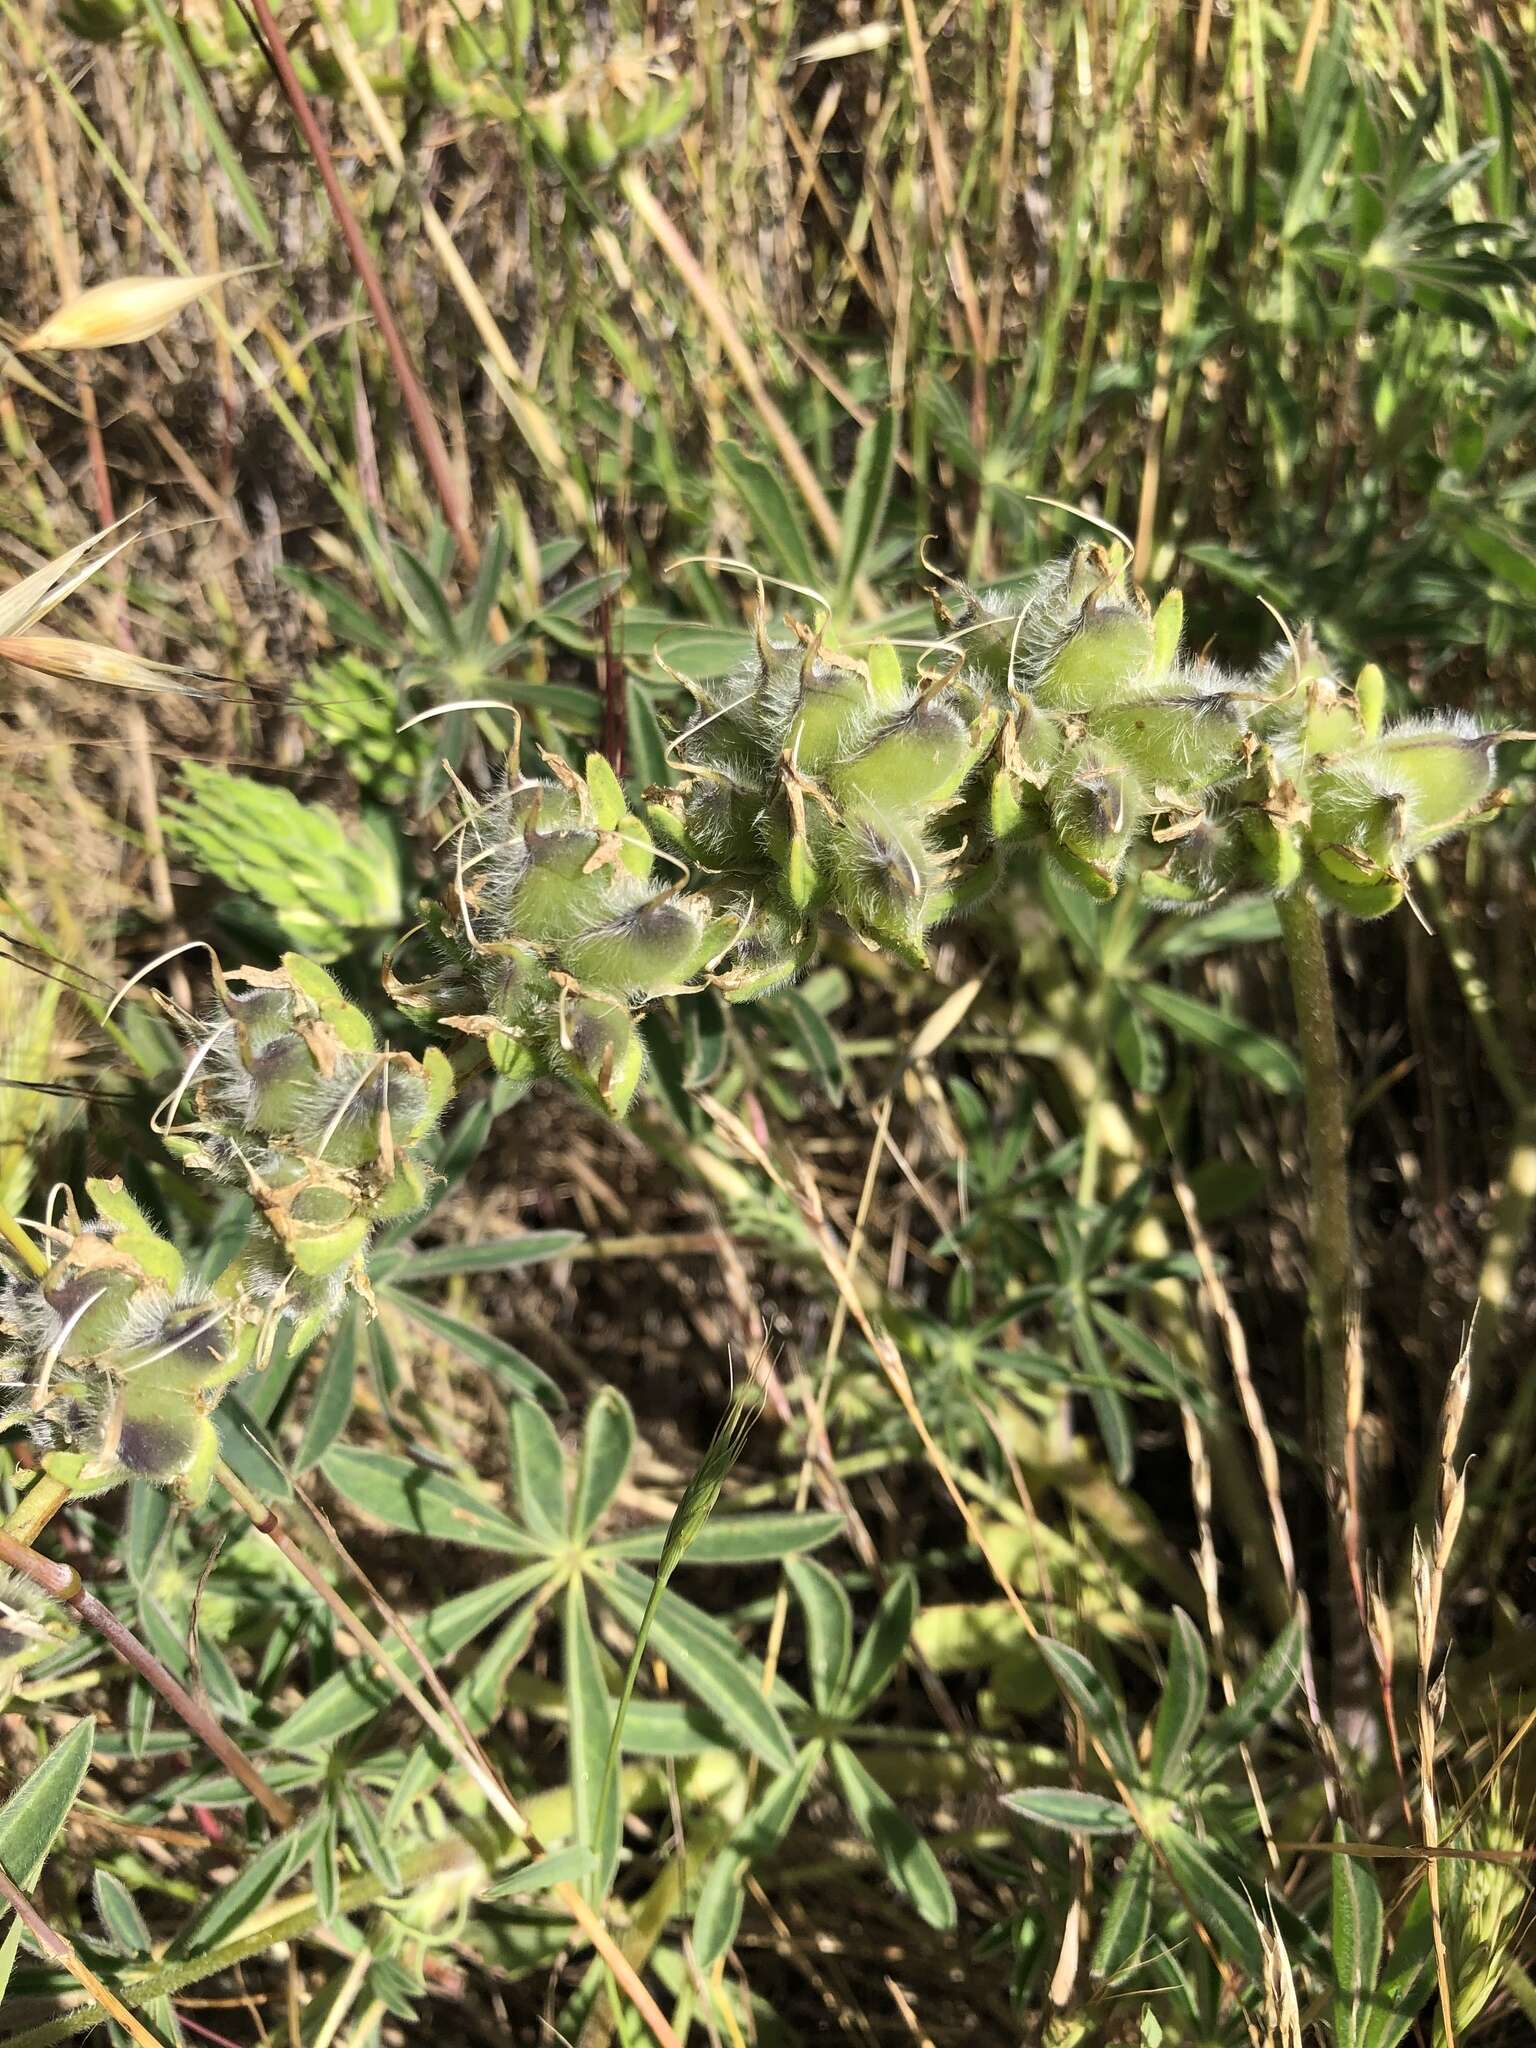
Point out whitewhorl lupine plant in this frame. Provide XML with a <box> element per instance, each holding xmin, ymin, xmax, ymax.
<box><xmin>380</xmin><ymin>539</ymin><xmax>1518</xmax><ymax>1129</ymax></box>
<box><xmin>0</xmin><ymin>954</ymin><xmax>450</xmax><ymax>1503</ymax></box>
<box><xmin>4</xmin><ymin>536</ymin><xmax>1513</xmax><ymax>1513</ymax></box>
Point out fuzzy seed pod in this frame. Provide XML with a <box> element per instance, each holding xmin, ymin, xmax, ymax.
<box><xmin>407</xmin><ymin>751</ymin><xmax>729</xmax><ymax>1115</ymax></box>
<box><xmin>931</xmin><ymin>547</ymin><xmax>1512</xmax><ymax>915</ymax></box>
<box><xmin>164</xmin><ymin>955</ymin><xmax>450</xmax><ymax>1346</ymax></box>
<box><xmin>0</xmin><ymin>1180</ymin><xmax>232</xmax><ymax>1500</ymax></box>
<box><xmin>667</xmin><ymin>614</ymin><xmax>999</xmax><ymax>981</ymax></box>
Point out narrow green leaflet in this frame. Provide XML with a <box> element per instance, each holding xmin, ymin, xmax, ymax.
<box><xmin>380</xmin><ymin>1289</ymin><xmax>561</xmax><ymax>1408</ymax></box>
<box><xmin>600</xmin><ymin>1564</ymin><xmax>796</xmax><ymax>1770</ymax></box>
<box><xmin>1190</xmin><ymin>1614</ymin><xmax>1304</xmax><ymax>1777</ymax></box>
<box><xmin>1148</xmin><ymin>1610</ymin><xmax>1209</xmax><ymax>1789</ymax></box>
<box><xmin>0</xmin><ymin>1717</ymin><xmax>94</xmax><ymax>1887</ymax></box>
<box><xmin>1071</xmin><ymin>1305</ymin><xmax>1134</xmax><ymax>1483</ymax></box>
<box><xmin>168</xmin><ymin>1818</ymin><xmax>317</xmax><ymax>1959</ymax></box>
<box><xmin>1357</xmin><ymin>1879</ymin><xmax>1438</xmax><ymax>2048</ymax></box>
<box><xmin>1090</xmin><ymin>1302</ymin><xmax>1205</xmax><ymax>1411</ymax></box>
<box><xmin>1159</xmin><ymin>1824</ymin><xmax>1264</xmax><ymax>1977</ymax></box>
<box><xmin>564</xmin><ymin>1579</ymin><xmax>621</xmax><ymax>1891</ymax></box>
<box><xmin>693</xmin><ymin>1744</ymin><xmax>823</xmax><ymax>1967</ymax></box>
<box><xmin>295</xmin><ymin>1303</ymin><xmax>360</xmax><ymax>1472</ymax></box>
<box><xmin>1133</xmin><ymin>982</ymin><xmax>1302</xmax><ymax>1095</ymax></box>
<box><xmin>341</xmin><ymin>1780</ymin><xmax>400</xmax><ymax>1891</ymax></box>
<box><xmin>93</xmin><ymin>1869</ymin><xmax>151</xmax><ymax>1957</ymax></box>
<box><xmin>607</xmin><ymin>1512</ymin><xmax>843</xmax><ymax>1567</ymax></box>
<box><xmin>1331</xmin><ymin>1829</ymin><xmax>1384</xmax><ymax>2048</ymax></box>
<box><xmin>828</xmin><ymin>1742</ymin><xmax>956</xmax><ymax>1931</ymax></box>
<box><xmin>126</xmin><ymin>1482</ymin><xmax>172</xmax><ymax>1586</ymax></box>
<box><xmin>484</xmin><ymin>1847</ymin><xmax>597</xmax><ymax>1900</ymax></box>
<box><xmin>842</xmin><ymin>1571</ymin><xmax>918</xmax><ymax>1718</ymax></box>
<box><xmin>215</xmin><ymin>1392</ymin><xmax>292</xmax><ymax>1502</ymax></box>
<box><xmin>1004</xmin><ymin>1786</ymin><xmax>1135</xmax><ymax>1835</ymax></box>
<box><xmin>271</xmin><ymin>1568</ymin><xmax>547</xmax><ymax>1750</ymax></box>
<box><xmin>778</xmin><ymin>991</ymin><xmax>847</xmax><ymax>1105</ymax></box>
<box><xmin>570</xmin><ymin>1388</ymin><xmax>636</xmax><ymax>1541</ymax></box>
<box><xmin>321</xmin><ymin>1446</ymin><xmax>541</xmax><ymax>1555</ymax></box>
<box><xmin>785</xmin><ymin>1557</ymin><xmax>853</xmax><ymax>1713</ymax></box>
<box><xmin>1145</xmin><ymin>898</ymin><xmax>1282</xmax><ymax>962</ymax></box>
<box><xmin>1035</xmin><ymin>1637</ymin><xmax>1139</xmax><ymax>1783</ymax></box>
<box><xmin>509</xmin><ymin>1402</ymin><xmax>568</xmax><ymax>1546</ymax></box>
<box><xmin>1091</xmin><ymin>1842</ymin><xmax>1156</xmax><ymax>1983</ymax></box>
<box><xmin>386</xmin><ymin>1230</ymin><xmax>582</xmax><ymax>1282</ymax></box>
<box><xmin>717</xmin><ymin>440</ymin><xmax>821</xmax><ymax>590</ymax></box>
<box><xmin>836</xmin><ymin>408</ymin><xmax>898</xmax><ymax>609</ymax></box>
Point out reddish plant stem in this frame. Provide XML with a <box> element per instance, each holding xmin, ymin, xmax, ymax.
<box><xmin>0</xmin><ymin>1865</ymin><xmax>164</xmax><ymax>2048</ymax></box>
<box><xmin>0</xmin><ymin>1528</ymin><xmax>296</xmax><ymax>1829</ymax></box>
<box><xmin>242</xmin><ymin>0</ymin><xmax>476</xmax><ymax>566</ymax></box>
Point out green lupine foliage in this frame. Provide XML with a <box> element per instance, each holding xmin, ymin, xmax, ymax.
<box><xmin>164</xmin><ymin>765</ymin><xmax>403</xmax><ymax>961</ymax></box>
<box><xmin>292</xmin><ymin>654</ymin><xmax>432</xmax><ymax>807</ymax></box>
<box><xmin>0</xmin><ymin>958</ymin><xmax>452</xmax><ymax>1500</ymax></box>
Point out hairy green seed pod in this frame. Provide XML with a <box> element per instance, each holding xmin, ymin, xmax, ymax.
<box><xmin>563</xmin><ymin>894</ymin><xmax>727</xmax><ymax>996</ymax></box>
<box><xmin>551</xmin><ymin>994</ymin><xmax>646</xmax><ymax>1115</ymax></box>
<box><xmin>1377</xmin><ymin>722</ymin><xmax>1502</xmax><ymax>853</ymax></box>
<box><xmin>787</xmin><ymin>647</ymin><xmax>879</xmax><ymax>775</ymax></box>
<box><xmin>0</xmin><ymin>1180</ymin><xmax>236</xmax><ymax>1500</ymax></box>
<box><xmin>1034</xmin><ymin>594</ymin><xmax>1156</xmax><ymax>713</ymax></box>
<box><xmin>827</xmin><ymin>813</ymin><xmax>938</xmax><ymax>961</ymax></box>
<box><xmin>828</xmin><ymin>691</ymin><xmax>981</xmax><ymax>814</ymax></box>
<box><xmin>1047</xmin><ymin>750</ymin><xmax>1141</xmax><ymax>897</ymax></box>
<box><xmin>1091</xmin><ymin>687</ymin><xmax>1248</xmax><ymax>795</ymax></box>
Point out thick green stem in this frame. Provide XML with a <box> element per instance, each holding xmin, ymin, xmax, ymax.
<box><xmin>1275</xmin><ymin>889</ymin><xmax>1374</xmax><ymax>1741</ymax></box>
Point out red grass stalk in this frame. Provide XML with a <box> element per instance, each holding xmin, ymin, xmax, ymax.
<box><xmin>242</xmin><ymin>0</ymin><xmax>477</xmax><ymax>566</ymax></box>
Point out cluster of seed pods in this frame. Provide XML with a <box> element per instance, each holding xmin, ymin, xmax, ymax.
<box><xmin>0</xmin><ymin>956</ymin><xmax>449</xmax><ymax>1500</ymax></box>
<box><xmin>652</xmin><ymin>613</ymin><xmax>1002</xmax><ymax>982</ymax></box>
<box><xmin>2</xmin><ymin>546</ymin><xmax>1510</xmax><ymax>1497</ymax></box>
<box><xmin>397</xmin><ymin>748</ymin><xmax>733</xmax><ymax>1116</ymax></box>
<box><xmin>404</xmin><ymin>544</ymin><xmax>1511</xmax><ymax>1117</ymax></box>
<box><xmin>939</xmin><ymin>542</ymin><xmax>1510</xmax><ymax>916</ymax></box>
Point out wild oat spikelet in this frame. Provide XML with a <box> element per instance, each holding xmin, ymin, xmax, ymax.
<box><xmin>19</xmin><ymin>269</ymin><xmax>257</xmax><ymax>351</ymax></box>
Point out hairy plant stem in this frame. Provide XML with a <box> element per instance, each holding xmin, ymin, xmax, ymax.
<box><xmin>1275</xmin><ymin>889</ymin><xmax>1374</xmax><ymax>1744</ymax></box>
